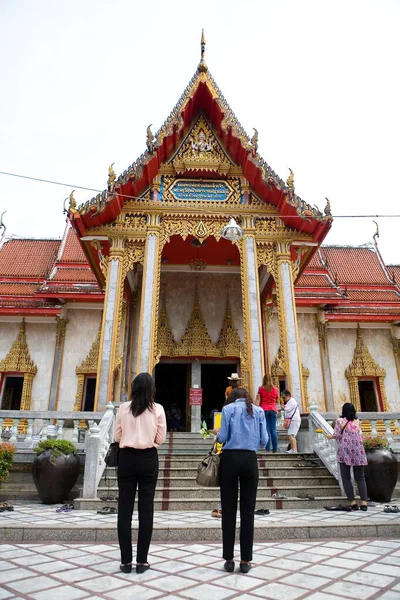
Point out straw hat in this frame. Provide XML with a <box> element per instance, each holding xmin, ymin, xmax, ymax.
<box><xmin>227</xmin><ymin>373</ymin><xmax>241</xmax><ymax>381</ymax></box>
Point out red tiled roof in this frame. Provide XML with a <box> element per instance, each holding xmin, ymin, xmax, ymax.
<box><xmin>52</xmin><ymin>268</ymin><xmax>97</xmax><ymax>283</ymax></box>
<box><xmin>60</xmin><ymin>228</ymin><xmax>89</xmax><ymax>263</ymax></box>
<box><xmin>296</xmin><ymin>274</ymin><xmax>334</xmax><ymax>288</ymax></box>
<box><xmin>346</xmin><ymin>290</ymin><xmax>400</xmax><ymax>302</ymax></box>
<box><xmin>321</xmin><ymin>246</ymin><xmax>389</xmax><ymax>285</ymax></box>
<box><xmin>0</xmin><ymin>283</ymin><xmax>40</xmax><ymax>296</ymax></box>
<box><xmin>0</xmin><ymin>239</ymin><xmax>60</xmax><ymax>277</ymax></box>
<box><xmin>306</xmin><ymin>250</ymin><xmax>324</xmax><ymax>269</ymax></box>
<box><xmin>387</xmin><ymin>265</ymin><xmax>400</xmax><ymax>284</ymax></box>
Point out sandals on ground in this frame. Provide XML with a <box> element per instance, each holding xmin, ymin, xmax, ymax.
<box><xmin>0</xmin><ymin>502</ymin><xmax>14</xmax><ymax>512</ymax></box>
<box><xmin>297</xmin><ymin>493</ymin><xmax>315</xmax><ymax>500</ymax></box>
<box><xmin>271</xmin><ymin>492</ymin><xmax>288</xmax><ymax>499</ymax></box>
<box><xmin>211</xmin><ymin>509</ymin><xmax>222</xmax><ymax>518</ymax></box>
<box><xmin>56</xmin><ymin>503</ymin><xmax>74</xmax><ymax>513</ymax></box>
<box><xmin>97</xmin><ymin>506</ymin><xmax>117</xmax><ymax>515</ymax></box>
<box><xmin>384</xmin><ymin>505</ymin><xmax>399</xmax><ymax>513</ymax></box>
<box><xmin>255</xmin><ymin>509</ymin><xmax>270</xmax><ymax>515</ymax></box>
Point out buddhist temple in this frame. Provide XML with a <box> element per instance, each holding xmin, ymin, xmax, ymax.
<box><xmin>0</xmin><ymin>34</ymin><xmax>399</xmax><ymax>432</ymax></box>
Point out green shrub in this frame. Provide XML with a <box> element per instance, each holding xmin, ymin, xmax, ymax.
<box><xmin>363</xmin><ymin>436</ymin><xmax>390</xmax><ymax>451</ymax></box>
<box><xmin>34</xmin><ymin>439</ymin><xmax>77</xmax><ymax>459</ymax></box>
<box><xmin>0</xmin><ymin>442</ymin><xmax>16</xmax><ymax>487</ymax></box>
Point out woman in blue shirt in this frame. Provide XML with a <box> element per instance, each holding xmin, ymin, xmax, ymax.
<box><xmin>214</xmin><ymin>387</ymin><xmax>268</xmax><ymax>573</ymax></box>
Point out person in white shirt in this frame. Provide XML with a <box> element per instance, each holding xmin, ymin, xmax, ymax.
<box><xmin>282</xmin><ymin>390</ymin><xmax>301</xmax><ymax>453</ymax></box>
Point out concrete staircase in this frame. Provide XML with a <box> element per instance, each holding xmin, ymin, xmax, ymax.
<box><xmin>76</xmin><ymin>432</ymin><xmax>344</xmax><ymax>510</ymax></box>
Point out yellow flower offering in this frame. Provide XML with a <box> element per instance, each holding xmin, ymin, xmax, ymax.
<box><xmin>315</xmin><ymin>429</ymin><xmax>325</xmax><ymax>434</ymax></box>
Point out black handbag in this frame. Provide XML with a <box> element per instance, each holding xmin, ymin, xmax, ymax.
<box><xmin>105</xmin><ymin>442</ymin><xmax>119</xmax><ymax>467</ymax></box>
<box><xmin>196</xmin><ymin>443</ymin><xmax>220</xmax><ymax>487</ymax></box>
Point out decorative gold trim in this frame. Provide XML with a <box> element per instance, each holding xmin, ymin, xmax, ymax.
<box><xmin>0</xmin><ymin>320</ymin><xmax>37</xmax><ymax>411</ymax></box>
<box><xmin>345</xmin><ymin>325</ymin><xmax>388</xmax><ymax>411</ymax></box>
<box><xmin>392</xmin><ymin>336</ymin><xmax>400</xmax><ymax>387</ymax></box>
<box><xmin>75</xmin><ymin>324</ymin><xmax>101</xmax><ymax>411</ymax></box>
<box><xmin>216</xmin><ymin>291</ymin><xmax>242</xmax><ymax>358</ymax></box>
<box><xmin>52</xmin><ymin>316</ymin><xmax>68</xmax><ymax>410</ymax></box>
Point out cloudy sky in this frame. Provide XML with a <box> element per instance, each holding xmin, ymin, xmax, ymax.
<box><xmin>0</xmin><ymin>0</ymin><xmax>399</xmax><ymax>264</ymax></box>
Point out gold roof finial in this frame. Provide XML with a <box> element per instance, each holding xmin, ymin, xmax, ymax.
<box><xmin>324</xmin><ymin>197</ymin><xmax>332</xmax><ymax>217</ymax></box>
<box><xmin>69</xmin><ymin>190</ymin><xmax>76</xmax><ymax>209</ymax></box>
<box><xmin>198</xmin><ymin>29</ymin><xmax>208</xmax><ymax>73</ymax></box>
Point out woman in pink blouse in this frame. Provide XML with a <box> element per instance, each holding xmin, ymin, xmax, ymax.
<box><xmin>115</xmin><ymin>372</ymin><xmax>167</xmax><ymax>574</ymax></box>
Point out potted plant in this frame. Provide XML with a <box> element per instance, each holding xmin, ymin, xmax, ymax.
<box><xmin>363</xmin><ymin>435</ymin><xmax>398</xmax><ymax>502</ymax></box>
<box><xmin>32</xmin><ymin>439</ymin><xmax>80</xmax><ymax>504</ymax></box>
<box><xmin>0</xmin><ymin>442</ymin><xmax>16</xmax><ymax>487</ymax></box>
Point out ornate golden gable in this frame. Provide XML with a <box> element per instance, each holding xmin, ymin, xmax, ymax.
<box><xmin>216</xmin><ymin>293</ymin><xmax>242</xmax><ymax>357</ymax></box>
<box><xmin>156</xmin><ymin>294</ymin><xmax>176</xmax><ymax>358</ymax></box>
<box><xmin>74</xmin><ymin>324</ymin><xmax>101</xmax><ymax>411</ymax></box>
<box><xmin>171</xmin><ymin>115</ymin><xmax>232</xmax><ymax>175</ymax></box>
<box><xmin>0</xmin><ymin>320</ymin><xmax>37</xmax><ymax>413</ymax></box>
<box><xmin>345</xmin><ymin>325</ymin><xmax>388</xmax><ymax>411</ymax></box>
<box><xmin>0</xmin><ymin>320</ymin><xmax>37</xmax><ymax>375</ymax></box>
<box><xmin>175</xmin><ymin>284</ymin><xmax>217</xmax><ymax>357</ymax></box>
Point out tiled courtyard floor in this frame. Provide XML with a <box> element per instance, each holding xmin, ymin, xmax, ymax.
<box><xmin>1</xmin><ymin>503</ymin><xmax>400</xmax><ymax>542</ymax></box>
<box><xmin>0</xmin><ymin>538</ymin><xmax>400</xmax><ymax>600</ymax></box>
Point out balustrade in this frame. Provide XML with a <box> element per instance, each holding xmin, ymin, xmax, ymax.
<box><xmin>0</xmin><ymin>410</ymin><xmax>104</xmax><ymax>449</ymax></box>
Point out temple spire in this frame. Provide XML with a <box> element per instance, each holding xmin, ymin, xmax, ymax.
<box><xmin>198</xmin><ymin>29</ymin><xmax>208</xmax><ymax>73</ymax></box>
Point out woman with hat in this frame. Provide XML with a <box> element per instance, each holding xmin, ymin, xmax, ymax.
<box><xmin>225</xmin><ymin>373</ymin><xmax>241</xmax><ymax>400</ymax></box>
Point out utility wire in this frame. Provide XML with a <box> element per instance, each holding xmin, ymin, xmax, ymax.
<box><xmin>1</xmin><ymin>169</ymin><xmax>400</xmax><ymax>219</ymax></box>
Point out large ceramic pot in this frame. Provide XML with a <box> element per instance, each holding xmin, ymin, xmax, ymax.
<box><xmin>364</xmin><ymin>448</ymin><xmax>398</xmax><ymax>503</ymax></box>
<box><xmin>32</xmin><ymin>450</ymin><xmax>80</xmax><ymax>504</ymax></box>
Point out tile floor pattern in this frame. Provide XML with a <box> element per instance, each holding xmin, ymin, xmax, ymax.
<box><xmin>0</xmin><ymin>539</ymin><xmax>400</xmax><ymax>599</ymax></box>
<box><xmin>1</xmin><ymin>503</ymin><xmax>400</xmax><ymax>529</ymax></box>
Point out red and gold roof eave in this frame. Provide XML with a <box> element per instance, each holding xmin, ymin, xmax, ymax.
<box><xmin>69</xmin><ymin>68</ymin><xmax>332</xmax><ymax>279</ymax></box>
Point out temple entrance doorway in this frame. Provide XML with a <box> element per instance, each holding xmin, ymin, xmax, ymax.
<box><xmin>201</xmin><ymin>363</ymin><xmax>237</xmax><ymax>429</ymax></box>
<box><xmin>155</xmin><ymin>363</ymin><xmax>190</xmax><ymax>431</ymax></box>
<box><xmin>358</xmin><ymin>379</ymin><xmax>379</xmax><ymax>411</ymax></box>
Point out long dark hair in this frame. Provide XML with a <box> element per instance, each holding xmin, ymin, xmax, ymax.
<box><xmin>225</xmin><ymin>387</ymin><xmax>253</xmax><ymax>416</ymax></box>
<box><xmin>130</xmin><ymin>372</ymin><xmax>156</xmax><ymax>417</ymax></box>
<box><xmin>341</xmin><ymin>402</ymin><xmax>356</xmax><ymax>421</ymax></box>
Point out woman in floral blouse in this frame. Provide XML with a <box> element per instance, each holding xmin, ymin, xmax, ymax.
<box><xmin>326</xmin><ymin>402</ymin><xmax>368</xmax><ymax>511</ymax></box>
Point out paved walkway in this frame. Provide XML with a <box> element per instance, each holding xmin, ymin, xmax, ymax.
<box><xmin>0</xmin><ymin>538</ymin><xmax>400</xmax><ymax>599</ymax></box>
<box><xmin>1</xmin><ymin>503</ymin><xmax>400</xmax><ymax>542</ymax></box>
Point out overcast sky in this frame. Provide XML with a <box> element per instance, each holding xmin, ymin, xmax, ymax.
<box><xmin>0</xmin><ymin>0</ymin><xmax>399</xmax><ymax>264</ymax></box>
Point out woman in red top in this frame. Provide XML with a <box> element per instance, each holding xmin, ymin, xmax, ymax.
<box><xmin>256</xmin><ymin>374</ymin><xmax>279</xmax><ymax>452</ymax></box>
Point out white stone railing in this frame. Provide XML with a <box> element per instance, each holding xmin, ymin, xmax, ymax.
<box><xmin>82</xmin><ymin>402</ymin><xmax>116</xmax><ymax>499</ymax></box>
<box><xmin>0</xmin><ymin>410</ymin><xmax>104</xmax><ymax>449</ymax></box>
<box><xmin>309</xmin><ymin>405</ymin><xmax>400</xmax><ymax>491</ymax></box>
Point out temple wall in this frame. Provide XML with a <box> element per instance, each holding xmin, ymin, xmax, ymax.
<box><xmin>57</xmin><ymin>309</ymin><xmax>102</xmax><ymax>411</ymax></box>
<box><xmin>297</xmin><ymin>313</ymin><xmax>325</xmax><ymax>410</ymax></box>
<box><xmin>161</xmin><ymin>272</ymin><xmax>243</xmax><ymax>344</ymax></box>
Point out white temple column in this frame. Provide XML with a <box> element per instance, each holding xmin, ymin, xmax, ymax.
<box><xmin>242</xmin><ymin>234</ymin><xmax>264</xmax><ymax>397</ymax></box>
<box><xmin>95</xmin><ymin>241</ymin><xmax>125</xmax><ymax>411</ymax></box>
<box><xmin>136</xmin><ymin>216</ymin><xmax>161</xmax><ymax>374</ymax></box>
<box><xmin>276</xmin><ymin>246</ymin><xmax>304</xmax><ymax>407</ymax></box>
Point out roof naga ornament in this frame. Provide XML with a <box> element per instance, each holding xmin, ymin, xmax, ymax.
<box><xmin>286</xmin><ymin>168</ymin><xmax>295</xmax><ymax>191</ymax></box>
<box><xmin>250</xmin><ymin>128</ymin><xmax>258</xmax><ymax>156</ymax></box>
<box><xmin>69</xmin><ymin>190</ymin><xmax>77</xmax><ymax>210</ymax></box>
<box><xmin>146</xmin><ymin>124</ymin><xmax>157</xmax><ymax>154</ymax></box>
<box><xmin>0</xmin><ymin>211</ymin><xmax>6</xmax><ymax>247</ymax></box>
<box><xmin>324</xmin><ymin>197</ymin><xmax>332</xmax><ymax>217</ymax></box>
<box><xmin>373</xmin><ymin>220</ymin><xmax>379</xmax><ymax>243</ymax></box>
<box><xmin>108</xmin><ymin>163</ymin><xmax>116</xmax><ymax>188</ymax></box>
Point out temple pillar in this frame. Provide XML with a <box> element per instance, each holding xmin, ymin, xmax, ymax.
<box><xmin>136</xmin><ymin>215</ymin><xmax>161</xmax><ymax>374</ymax></box>
<box><xmin>95</xmin><ymin>239</ymin><xmax>125</xmax><ymax>410</ymax></box>
<box><xmin>275</xmin><ymin>243</ymin><xmax>304</xmax><ymax>408</ymax></box>
<box><xmin>48</xmin><ymin>316</ymin><xmax>68</xmax><ymax>410</ymax></box>
<box><xmin>391</xmin><ymin>326</ymin><xmax>400</xmax><ymax>389</ymax></box>
<box><xmin>241</xmin><ymin>225</ymin><xmax>264</xmax><ymax>397</ymax></box>
<box><xmin>190</xmin><ymin>361</ymin><xmax>201</xmax><ymax>433</ymax></box>
<box><xmin>317</xmin><ymin>312</ymin><xmax>334</xmax><ymax>411</ymax></box>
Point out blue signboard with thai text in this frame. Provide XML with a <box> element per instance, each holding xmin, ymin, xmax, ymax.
<box><xmin>170</xmin><ymin>180</ymin><xmax>231</xmax><ymax>202</ymax></box>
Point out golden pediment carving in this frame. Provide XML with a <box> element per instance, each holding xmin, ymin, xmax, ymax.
<box><xmin>345</xmin><ymin>326</ymin><xmax>386</xmax><ymax>379</ymax></box>
<box><xmin>76</xmin><ymin>324</ymin><xmax>101</xmax><ymax>374</ymax></box>
<box><xmin>157</xmin><ymin>285</ymin><xmax>241</xmax><ymax>359</ymax></box>
<box><xmin>172</xmin><ymin>115</ymin><xmax>233</xmax><ymax>175</ymax></box>
<box><xmin>0</xmin><ymin>320</ymin><xmax>37</xmax><ymax>375</ymax></box>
